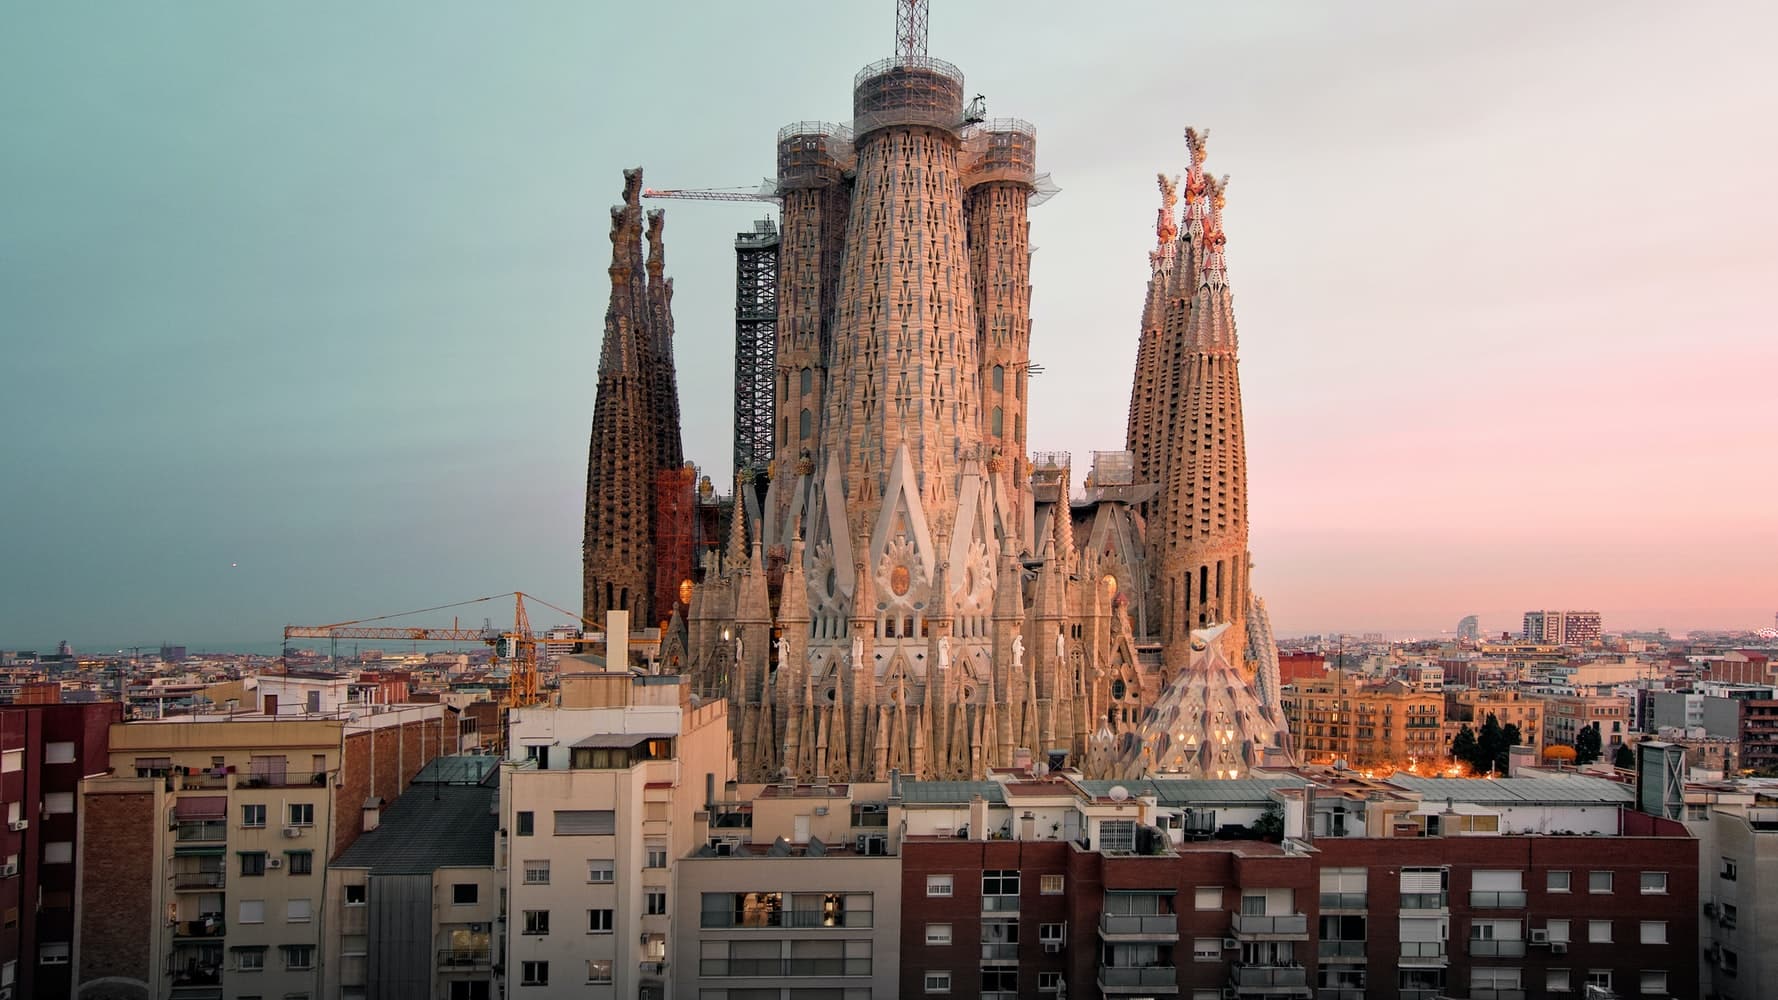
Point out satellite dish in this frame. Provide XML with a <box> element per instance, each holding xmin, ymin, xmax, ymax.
<box><xmin>1109</xmin><ymin>785</ymin><xmax>1130</xmax><ymax>802</ymax></box>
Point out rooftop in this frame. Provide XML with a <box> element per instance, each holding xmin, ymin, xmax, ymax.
<box><xmin>1388</xmin><ymin>773</ymin><xmax>1633</xmax><ymax>806</ymax></box>
<box><xmin>334</xmin><ymin>780</ymin><xmax>496</xmax><ymax>874</ymax></box>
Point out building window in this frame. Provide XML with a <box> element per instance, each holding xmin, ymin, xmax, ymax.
<box><xmin>1546</xmin><ymin>870</ymin><xmax>1570</xmax><ymax>893</ymax></box>
<box><xmin>1195</xmin><ymin>886</ymin><xmax>1222</xmax><ymax>910</ymax></box>
<box><xmin>522</xmin><ymin>910</ymin><xmax>550</xmax><ymax>935</ymax></box>
<box><xmin>1101</xmin><ymin>819</ymin><xmax>1137</xmax><ymax>852</ymax></box>
<box><xmin>1039</xmin><ymin>922</ymin><xmax>1065</xmax><ymax>946</ymax></box>
<box><xmin>281</xmin><ymin>945</ymin><xmax>314</xmax><ymax>970</ymax></box>
<box><xmin>1040</xmin><ymin>874</ymin><xmax>1064</xmax><ymax>895</ymax></box>
<box><xmin>586</xmin><ymin>959</ymin><xmax>612</xmax><ymax>984</ymax></box>
<box><xmin>1546</xmin><ymin>968</ymin><xmax>1570</xmax><ymax>993</ymax></box>
<box><xmin>645</xmin><ymin>891</ymin><xmax>667</xmax><ymax>915</ymax></box>
<box><xmin>344</xmin><ymin>884</ymin><xmax>366</xmax><ymax>905</ymax></box>
<box><xmin>452</xmin><ymin>883</ymin><xmax>477</xmax><ymax>904</ymax></box>
<box><xmin>242</xmin><ymin>803</ymin><xmax>267</xmax><ymax>828</ymax></box>
<box><xmin>1721</xmin><ymin>903</ymin><xmax>1738</xmax><ymax>929</ymax></box>
<box><xmin>1638</xmin><ymin>921</ymin><xmax>1666</xmax><ymax>944</ymax></box>
<box><xmin>239</xmin><ymin>899</ymin><xmax>265</xmax><ymax>924</ymax></box>
<box><xmin>982</xmin><ymin>969</ymin><xmax>1017</xmax><ymax>994</ymax></box>
<box><xmin>1721</xmin><ymin>949</ymin><xmax>1738</xmax><ymax>975</ymax></box>
<box><xmin>1193</xmin><ymin>938</ymin><xmax>1221</xmax><ymax>961</ymax></box>
<box><xmin>287</xmin><ymin>803</ymin><xmax>314</xmax><ymax>827</ymax></box>
<box><xmin>927</xmin><ymin>875</ymin><xmax>953</xmax><ymax>897</ymax></box>
<box><xmin>645</xmin><ymin>842</ymin><xmax>668</xmax><ymax>869</ymax></box>
<box><xmin>285</xmin><ymin>851</ymin><xmax>312</xmax><ymax>875</ymax></box>
<box><xmin>588</xmin><ymin>859</ymin><xmax>615</xmax><ymax>883</ymax></box>
<box><xmin>1587</xmin><ymin>920</ymin><xmax>1612</xmax><ymax>943</ymax></box>
<box><xmin>1639</xmin><ymin>871</ymin><xmax>1666</xmax><ymax>894</ymax></box>
<box><xmin>523</xmin><ymin>861</ymin><xmax>549</xmax><ymax>885</ymax></box>
<box><xmin>44</xmin><ymin>742</ymin><xmax>75</xmax><ymax>764</ymax></box>
<box><xmin>286</xmin><ymin>898</ymin><xmax>312</xmax><ymax>923</ymax></box>
<box><xmin>521</xmin><ymin>960</ymin><xmax>549</xmax><ymax>986</ymax></box>
<box><xmin>1587</xmin><ymin>871</ymin><xmax>1612</xmax><ymax>894</ymax></box>
<box><xmin>982</xmin><ymin>870</ymin><xmax>1020</xmax><ymax>898</ymax></box>
<box><xmin>1720</xmin><ymin>857</ymin><xmax>1737</xmax><ymax>880</ymax></box>
<box><xmin>43</xmin><ymin>841</ymin><xmax>71</xmax><ymax>864</ymax></box>
<box><xmin>926</xmin><ymin>922</ymin><xmax>952</xmax><ymax>945</ymax></box>
<box><xmin>1586</xmin><ymin>970</ymin><xmax>1613</xmax><ymax>991</ymax></box>
<box><xmin>236</xmin><ymin>948</ymin><xmax>265</xmax><ymax>971</ymax></box>
<box><xmin>1546</xmin><ymin>919</ymin><xmax>1570</xmax><ymax>943</ymax></box>
<box><xmin>44</xmin><ymin>792</ymin><xmax>73</xmax><ymax>814</ymax></box>
<box><xmin>1039</xmin><ymin>971</ymin><xmax>1062</xmax><ymax>992</ymax></box>
<box><xmin>1639</xmin><ymin>970</ymin><xmax>1666</xmax><ymax>995</ymax></box>
<box><xmin>588</xmin><ymin>909</ymin><xmax>613</xmax><ymax>933</ymax></box>
<box><xmin>924</xmin><ymin>971</ymin><xmax>951</xmax><ymax>994</ymax></box>
<box><xmin>240</xmin><ymin>852</ymin><xmax>267</xmax><ymax>877</ymax></box>
<box><xmin>516</xmin><ymin>811</ymin><xmax>534</xmax><ymax>836</ymax></box>
<box><xmin>38</xmin><ymin>943</ymin><xmax>70</xmax><ymax>966</ymax></box>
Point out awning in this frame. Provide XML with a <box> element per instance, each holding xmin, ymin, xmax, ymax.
<box><xmin>174</xmin><ymin>796</ymin><xmax>228</xmax><ymax>820</ymax></box>
<box><xmin>571</xmin><ymin>732</ymin><xmax>671</xmax><ymax>749</ymax></box>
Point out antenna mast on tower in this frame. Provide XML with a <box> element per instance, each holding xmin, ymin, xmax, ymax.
<box><xmin>897</xmin><ymin>0</ymin><xmax>928</xmax><ymax>58</ymax></box>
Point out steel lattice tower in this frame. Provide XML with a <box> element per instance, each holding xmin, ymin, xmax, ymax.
<box><xmin>733</xmin><ymin>219</ymin><xmax>780</xmax><ymax>476</ymax></box>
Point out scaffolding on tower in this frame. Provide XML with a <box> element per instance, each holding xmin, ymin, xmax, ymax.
<box><xmin>733</xmin><ymin>220</ymin><xmax>780</xmax><ymax>477</ymax></box>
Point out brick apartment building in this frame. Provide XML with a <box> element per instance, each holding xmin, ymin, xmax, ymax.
<box><xmin>0</xmin><ymin>702</ymin><xmax>121</xmax><ymax>1000</ymax></box>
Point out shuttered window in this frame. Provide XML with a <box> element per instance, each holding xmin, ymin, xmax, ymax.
<box><xmin>1401</xmin><ymin>868</ymin><xmax>1445</xmax><ymax>893</ymax></box>
<box><xmin>1473</xmin><ymin>871</ymin><xmax>1522</xmax><ymax>891</ymax></box>
<box><xmin>554</xmin><ymin>810</ymin><xmax>615</xmax><ymax>836</ymax></box>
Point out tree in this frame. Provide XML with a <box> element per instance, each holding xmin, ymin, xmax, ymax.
<box><xmin>1251</xmin><ymin>802</ymin><xmax>1284</xmax><ymax>841</ymax></box>
<box><xmin>1613</xmin><ymin>743</ymin><xmax>1635</xmax><ymax>770</ymax></box>
<box><xmin>1451</xmin><ymin>724</ymin><xmax>1479</xmax><ymax>770</ymax></box>
<box><xmin>1574</xmin><ymin>722</ymin><xmax>1603</xmax><ymax>765</ymax></box>
<box><xmin>1478</xmin><ymin>714</ymin><xmax>1506</xmax><ymax>773</ymax></box>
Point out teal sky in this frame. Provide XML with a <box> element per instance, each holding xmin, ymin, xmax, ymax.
<box><xmin>3</xmin><ymin>1</ymin><xmax>1774</xmax><ymax>649</ymax></box>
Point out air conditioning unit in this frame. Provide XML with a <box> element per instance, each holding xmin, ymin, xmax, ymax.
<box><xmin>1703</xmin><ymin>901</ymin><xmax>1719</xmax><ymax>918</ymax></box>
<box><xmin>814</xmin><ymin>806</ymin><xmax>829</xmax><ymax>816</ymax></box>
<box><xmin>711</xmin><ymin>840</ymin><xmax>736</xmax><ymax>857</ymax></box>
<box><xmin>1</xmin><ymin>985</ymin><xmax>14</xmax><ymax>1000</ymax></box>
<box><xmin>8</xmin><ymin>820</ymin><xmax>26</xmax><ymax>832</ymax></box>
<box><xmin>1550</xmin><ymin>941</ymin><xmax>1567</xmax><ymax>955</ymax></box>
<box><xmin>1222</xmin><ymin>988</ymin><xmax>1238</xmax><ymax>1000</ymax></box>
<box><xmin>0</xmin><ymin>864</ymin><xmax>15</xmax><ymax>878</ymax></box>
<box><xmin>1223</xmin><ymin>937</ymin><xmax>1239</xmax><ymax>949</ymax></box>
<box><xmin>1529</xmin><ymin>928</ymin><xmax>1550</xmax><ymax>945</ymax></box>
<box><xmin>283</xmin><ymin>827</ymin><xmax>303</xmax><ymax>839</ymax></box>
<box><xmin>266</xmin><ymin>857</ymin><xmax>284</xmax><ymax>870</ymax></box>
<box><xmin>1043</xmin><ymin>942</ymin><xmax>1062</xmax><ymax>954</ymax></box>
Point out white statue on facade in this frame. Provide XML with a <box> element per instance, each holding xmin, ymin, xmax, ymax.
<box><xmin>851</xmin><ymin>635</ymin><xmax>864</xmax><ymax>669</ymax></box>
<box><xmin>776</xmin><ymin>640</ymin><xmax>788</xmax><ymax>673</ymax></box>
<box><xmin>1056</xmin><ymin>629</ymin><xmax>1066</xmax><ymax>662</ymax></box>
<box><xmin>1011</xmin><ymin>634</ymin><xmax>1024</xmax><ymax>670</ymax></box>
<box><xmin>937</xmin><ymin>636</ymin><xmax>951</xmax><ymax>670</ymax></box>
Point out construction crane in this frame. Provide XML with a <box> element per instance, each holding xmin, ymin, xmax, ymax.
<box><xmin>282</xmin><ymin>592</ymin><xmax>602</xmax><ymax>750</ymax></box>
<box><xmin>642</xmin><ymin>182</ymin><xmax>780</xmax><ymax>205</ymax></box>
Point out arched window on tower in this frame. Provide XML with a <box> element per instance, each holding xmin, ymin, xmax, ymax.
<box><xmin>992</xmin><ymin>364</ymin><xmax>1004</xmax><ymax>392</ymax></box>
<box><xmin>800</xmin><ymin>367</ymin><xmax>813</xmax><ymax>395</ymax></box>
<box><xmin>991</xmin><ymin>407</ymin><xmax>1003</xmax><ymax>436</ymax></box>
<box><xmin>799</xmin><ymin>408</ymin><xmax>812</xmax><ymax>440</ymax></box>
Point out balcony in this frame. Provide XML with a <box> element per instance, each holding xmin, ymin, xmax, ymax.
<box><xmin>438</xmin><ymin>948</ymin><xmax>492</xmax><ymax>970</ymax></box>
<box><xmin>981</xmin><ymin>894</ymin><xmax>1020</xmax><ymax>913</ymax></box>
<box><xmin>172</xmin><ymin>919</ymin><xmax>225</xmax><ymax>939</ymax></box>
<box><xmin>1317</xmin><ymin>990</ymin><xmax>1365</xmax><ymax>1000</ymax></box>
<box><xmin>698</xmin><ymin>958</ymin><xmax>870</xmax><ymax>977</ymax></box>
<box><xmin>1318</xmin><ymin>891</ymin><xmax>1366</xmax><ymax>910</ymax></box>
<box><xmin>1317</xmin><ymin>940</ymin><xmax>1365</xmax><ymax>961</ymax></box>
<box><xmin>174</xmin><ymin>821</ymin><xmax>227</xmax><ymax>843</ymax></box>
<box><xmin>1471</xmin><ymin>990</ymin><xmax>1526</xmax><ymax>1000</ymax></box>
<box><xmin>1469</xmin><ymin>890</ymin><xmax>1527</xmax><ymax>909</ymax></box>
<box><xmin>1231</xmin><ymin>913</ymin><xmax>1309</xmax><ymax>938</ymax></box>
<box><xmin>1399</xmin><ymin>892</ymin><xmax>1448</xmax><ymax>910</ymax></box>
<box><xmin>1097</xmin><ymin>965</ymin><xmax>1179</xmax><ymax>994</ymax></box>
<box><xmin>1099</xmin><ymin>913</ymin><xmax>1180</xmax><ymax>941</ymax></box>
<box><xmin>1398</xmin><ymin>941</ymin><xmax>1448</xmax><ymax>965</ymax></box>
<box><xmin>240</xmin><ymin>770</ymin><xmax>331</xmax><ymax>789</ymax></box>
<box><xmin>171</xmin><ymin>870</ymin><xmax>225</xmax><ymax>891</ymax></box>
<box><xmin>981</xmin><ymin>943</ymin><xmax>1019</xmax><ymax>962</ymax></box>
<box><xmin>1469</xmin><ymin>939</ymin><xmax>1527</xmax><ymax>957</ymax></box>
<box><xmin>169</xmin><ymin>989</ymin><xmax>223</xmax><ymax>1000</ymax></box>
<box><xmin>1230</xmin><ymin>964</ymin><xmax>1308</xmax><ymax>991</ymax></box>
<box><xmin>700</xmin><ymin>910</ymin><xmax>871</xmax><ymax>929</ymax></box>
<box><xmin>639</xmin><ymin>960</ymin><xmax>668</xmax><ymax>976</ymax></box>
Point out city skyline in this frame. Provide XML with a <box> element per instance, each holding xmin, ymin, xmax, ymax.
<box><xmin>4</xmin><ymin>1</ymin><xmax>1774</xmax><ymax>648</ymax></box>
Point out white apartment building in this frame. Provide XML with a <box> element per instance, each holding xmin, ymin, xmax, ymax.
<box><xmin>500</xmin><ymin>657</ymin><xmax>727</xmax><ymax>1000</ymax></box>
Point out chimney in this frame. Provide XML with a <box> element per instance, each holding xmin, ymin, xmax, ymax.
<box><xmin>1506</xmin><ymin>745</ymin><xmax>1536</xmax><ymax>778</ymax></box>
<box><xmin>969</xmin><ymin>795</ymin><xmax>988</xmax><ymax>842</ymax></box>
<box><xmin>1019</xmin><ymin>811</ymin><xmax>1037</xmax><ymax>841</ymax></box>
<box><xmin>606</xmin><ymin>610</ymin><xmax>630</xmax><ymax>670</ymax></box>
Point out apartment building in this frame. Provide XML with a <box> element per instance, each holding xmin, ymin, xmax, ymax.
<box><xmin>0</xmin><ymin>702</ymin><xmax>120</xmax><ymax>1000</ymax></box>
<box><xmin>1443</xmin><ymin>689</ymin><xmax>1542</xmax><ymax>757</ymax></box>
<box><xmin>885</xmin><ymin>765</ymin><xmax>1696</xmax><ymax>1000</ymax></box>
<box><xmin>72</xmin><ymin>702</ymin><xmax>448</xmax><ymax>1000</ymax></box>
<box><xmin>1540</xmin><ymin>692</ymin><xmax>1630</xmax><ymax>754</ymax></box>
<box><xmin>672</xmin><ymin>779</ymin><xmax>901</xmax><ymax>999</ymax></box>
<box><xmin>1283</xmin><ymin>672</ymin><xmax>1444</xmax><ymax>765</ymax></box>
<box><xmin>500</xmin><ymin>660</ymin><xmax>727</xmax><ymax>1000</ymax></box>
<box><xmin>1698</xmin><ymin>801</ymin><xmax>1778</xmax><ymax>1000</ymax></box>
<box><xmin>325</xmin><ymin>754</ymin><xmax>500</xmax><ymax>1000</ymax></box>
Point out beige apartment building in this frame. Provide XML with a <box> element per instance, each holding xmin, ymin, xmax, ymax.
<box><xmin>1442</xmin><ymin>688</ymin><xmax>1542</xmax><ymax>756</ymax></box>
<box><xmin>1283</xmin><ymin>671</ymin><xmax>1444</xmax><ymax>765</ymax></box>
<box><xmin>500</xmin><ymin>651</ymin><xmax>728</xmax><ymax>1000</ymax></box>
<box><xmin>1540</xmin><ymin>692</ymin><xmax>1631</xmax><ymax>754</ymax></box>
<box><xmin>73</xmin><ymin>700</ymin><xmax>448</xmax><ymax>1000</ymax></box>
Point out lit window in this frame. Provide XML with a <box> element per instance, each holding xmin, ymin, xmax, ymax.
<box><xmin>586</xmin><ymin>959</ymin><xmax>612</xmax><ymax>984</ymax></box>
<box><xmin>1041</xmin><ymin>874</ymin><xmax>1064</xmax><ymax>895</ymax></box>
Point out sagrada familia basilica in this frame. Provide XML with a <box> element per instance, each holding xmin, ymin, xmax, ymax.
<box><xmin>583</xmin><ymin>1</ymin><xmax>1291</xmax><ymax>784</ymax></box>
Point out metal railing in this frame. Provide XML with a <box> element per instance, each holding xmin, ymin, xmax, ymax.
<box><xmin>699</xmin><ymin>958</ymin><xmax>870</xmax><ymax>977</ymax></box>
<box><xmin>1231</xmin><ymin>913</ymin><xmax>1309</xmax><ymax>935</ymax></box>
<box><xmin>239</xmin><ymin>770</ymin><xmax>331</xmax><ymax>789</ymax></box>
<box><xmin>172</xmin><ymin>871</ymin><xmax>225</xmax><ymax>890</ymax></box>
<box><xmin>1319</xmin><ymin>891</ymin><xmax>1367</xmax><ymax>910</ymax></box>
<box><xmin>174</xmin><ymin>821</ymin><xmax>227</xmax><ymax>842</ymax></box>
<box><xmin>1318</xmin><ymin>989</ymin><xmax>1366</xmax><ymax>1000</ymax></box>
<box><xmin>1398</xmin><ymin>941</ymin><xmax>1448</xmax><ymax>960</ymax></box>
<box><xmin>1471</xmin><ymin>990</ymin><xmax>1526</xmax><ymax>1000</ymax></box>
<box><xmin>1098</xmin><ymin>966</ymin><xmax>1177</xmax><ymax>988</ymax></box>
<box><xmin>700</xmin><ymin>910</ymin><xmax>870</xmax><ymax>929</ymax></box>
<box><xmin>981</xmin><ymin>894</ymin><xmax>1020</xmax><ymax>913</ymax></box>
<box><xmin>1232</xmin><ymin>964</ymin><xmax>1307</xmax><ymax>987</ymax></box>
<box><xmin>1317</xmin><ymin>940</ymin><xmax>1366</xmax><ymax>959</ymax></box>
<box><xmin>438</xmin><ymin>948</ymin><xmax>492</xmax><ymax>969</ymax></box>
<box><xmin>1399</xmin><ymin>892</ymin><xmax>1448</xmax><ymax>910</ymax></box>
<box><xmin>980</xmin><ymin>943</ymin><xmax>1018</xmax><ymax>961</ymax></box>
<box><xmin>1469</xmin><ymin>939</ymin><xmax>1527</xmax><ymax>957</ymax></box>
<box><xmin>1469</xmin><ymin>890</ymin><xmax>1527</xmax><ymax>908</ymax></box>
<box><xmin>1100</xmin><ymin>914</ymin><xmax>1179</xmax><ymax>937</ymax></box>
<box><xmin>172</xmin><ymin>919</ymin><xmax>225</xmax><ymax>939</ymax></box>
<box><xmin>639</xmin><ymin>961</ymin><xmax>667</xmax><ymax>976</ymax></box>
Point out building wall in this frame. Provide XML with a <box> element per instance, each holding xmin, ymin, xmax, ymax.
<box><xmin>71</xmin><ymin>777</ymin><xmax>161</xmax><ymax>1000</ymax></box>
<box><xmin>1708</xmin><ymin>807</ymin><xmax>1778</xmax><ymax>1000</ymax></box>
<box><xmin>336</xmin><ymin>708</ymin><xmax>454</xmax><ymax>858</ymax></box>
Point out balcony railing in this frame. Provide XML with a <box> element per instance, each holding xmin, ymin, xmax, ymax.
<box><xmin>700</xmin><ymin>910</ymin><xmax>871</xmax><ymax>929</ymax></box>
<box><xmin>174</xmin><ymin>821</ymin><xmax>227</xmax><ymax>842</ymax></box>
<box><xmin>1231</xmin><ymin>913</ymin><xmax>1309</xmax><ymax>936</ymax></box>
<box><xmin>1471</xmin><ymin>990</ymin><xmax>1526</xmax><ymax>1000</ymax></box>
<box><xmin>240</xmin><ymin>770</ymin><xmax>331</xmax><ymax>789</ymax></box>
<box><xmin>1399</xmin><ymin>941</ymin><xmax>1448</xmax><ymax>961</ymax></box>
<box><xmin>1317</xmin><ymin>940</ymin><xmax>1365</xmax><ymax>959</ymax></box>
<box><xmin>173</xmin><ymin>919</ymin><xmax>225</xmax><ymax>939</ymax></box>
<box><xmin>1232</xmin><ymin>964</ymin><xmax>1307</xmax><ymax>988</ymax></box>
<box><xmin>1318</xmin><ymin>891</ymin><xmax>1366</xmax><ymax>910</ymax></box>
<box><xmin>1100</xmin><ymin>913</ymin><xmax>1180</xmax><ymax>938</ymax></box>
<box><xmin>1318</xmin><ymin>989</ymin><xmax>1366</xmax><ymax>1000</ymax></box>
<box><xmin>981</xmin><ymin>943</ymin><xmax>1019</xmax><ymax>961</ymax></box>
<box><xmin>981</xmin><ymin>894</ymin><xmax>1020</xmax><ymax>913</ymax></box>
<box><xmin>639</xmin><ymin>961</ymin><xmax>668</xmax><ymax>976</ymax></box>
<box><xmin>1469</xmin><ymin>890</ymin><xmax>1527</xmax><ymax>908</ymax></box>
<box><xmin>172</xmin><ymin>871</ymin><xmax>225</xmax><ymax>891</ymax></box>
<box><xmin>1469</xmin><ymin>939</ymin><xmax>1527</xmax><ymax>957</ymax></box>
<box><xmin>1098</xmin><ymin>966</ymin><xmax>1177</xmax><ymax>988</ymax></box>
<box><xmin>699</xmin><ymin>958</ymin><xmax>870</xmax><ymax>977</ymax></box>
<box><xmin>1399</xmin><ymin>892</ymin><xmax>1448</xmax><ymax>910</ymax></box>
<box><xmin>438</xmin><ymin>948</ymin><xmax>492</xmax><ymax>970</ymax></box>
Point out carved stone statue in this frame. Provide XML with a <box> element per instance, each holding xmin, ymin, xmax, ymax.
<box><xmin>851</xmin><ymin>635</ymin><xmax>864</xmax><ymax>669</ymax></box>
<box><xmin>1011</xmin><ymin>634</ymin><xmax>1024</xmax><ymax>670</ymax></box>
<box><xmin>937</xmin><ymin>636</ymin><xmax>951</xmax><ymax>670</ymax></box>
<box><xmin>1056</xmin><ymin>630</ymin><xmax>1065</xmax><ymax>662</ymax></box>
<box><xmin>776</xmin><ymin>640</ymin><xmax>788</xmax><ymax>673</ymax></box>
